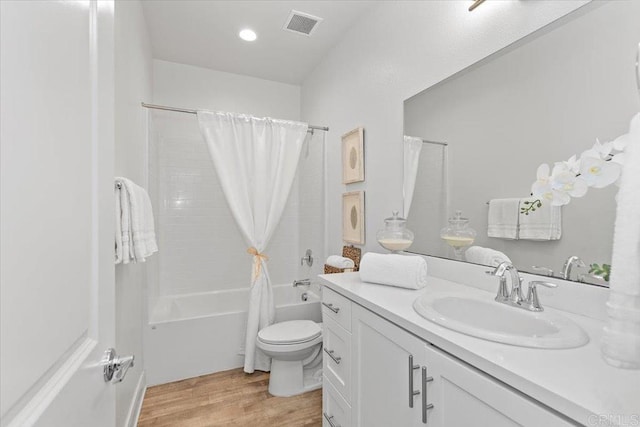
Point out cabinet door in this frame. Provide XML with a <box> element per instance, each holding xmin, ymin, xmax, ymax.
<box><xmin>424</xmin><ymin>345</ymin><xmax>576</xmax><ymax>427</ymax></box>
<box><xmin>352</xmin><ymin>304</ymin><xmax>425</xmax><ymax>427</ymax></box>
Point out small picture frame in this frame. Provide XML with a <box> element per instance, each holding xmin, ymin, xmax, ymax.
<box><xmin>342</xmin><ymin>127</ymin><xmax>365</xmax><ymax>184</ymax></box>
<box><xmin>342</xmin><ymin>191</ymin><xmax>365</xmax><ymax>244</ymax></box>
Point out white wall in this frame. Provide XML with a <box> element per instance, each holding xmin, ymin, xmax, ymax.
<box><xmin>153</xmin><ymin>59</ymin><xmax>300</xmax><ymax>119</ymax></box>
<box><xmin>114</xmin><ymin>1</ymin><xmax>152</xmax><ymax>425</ymax></box>
<box><xmin>301</xmin><ymin>0</ymin><xmax>591</xmax><ymax>256</ymax></box>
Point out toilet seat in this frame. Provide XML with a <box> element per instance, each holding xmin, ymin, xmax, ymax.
<box><xmin>257</xmin><ymin>320</ymin><xmax>321</xmax><ymax>345</ymax></box>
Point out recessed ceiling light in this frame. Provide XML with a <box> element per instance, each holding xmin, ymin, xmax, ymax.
<box><xmin>239</xmin><ymin>29</ymin><xmax>257</xmax><ymax>42</ymax></box>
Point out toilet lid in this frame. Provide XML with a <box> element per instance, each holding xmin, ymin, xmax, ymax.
<box><xmin>258</xmin><ymin>320</ymin><xmax>321</xmax><ymax>345</ymax></box>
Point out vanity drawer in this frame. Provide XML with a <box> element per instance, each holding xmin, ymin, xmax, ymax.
<box><xmin>322</xmin><ymin>287</ymin><xmax>352</xmax><ymax>332</ymax></box>
<box><xmin>323</xmin><ymin>374</ymin><xmax>352</xmax><ymax>427</ymax></box>
<box><xmin>323</xmin><ymin>316</ymin><xmax>352</xmax><ymax>403</ymax></box>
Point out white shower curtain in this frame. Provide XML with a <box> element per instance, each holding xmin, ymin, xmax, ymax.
<box><xmin>197</xmin><ymin>111</ymin><xmax>308</xmax><ymax>373</ymax></box>
<box><xmin>403</xmin><ymin>136</ymin><xmax>423</xmax><ymax>217</ymax></box>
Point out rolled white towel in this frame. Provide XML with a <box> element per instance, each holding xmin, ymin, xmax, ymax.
<box><xmin>465</xmin><ymin>246</ymin><xmax>512</xmax><ymax>268</ymax></box>
<box><xmin>359</xmin><ymin>252</ymin><xmax>427</xmax><ymax>290</ymax></box>
<box><xmin>326</xmin><ymin>255</ymin><xmax>355</xmax><ymax>269</ymax></box>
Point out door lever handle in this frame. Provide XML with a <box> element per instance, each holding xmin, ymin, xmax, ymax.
<box><xmin>103</xmin><ymin>348</ymin><xmax>135</xmax><ymax>383</ymax></box>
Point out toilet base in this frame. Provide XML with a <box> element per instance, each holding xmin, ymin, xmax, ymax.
<box><xmin>267</xmin><ymin>360</ymin><xmax>323</xmax><ymax>397</ymax></box>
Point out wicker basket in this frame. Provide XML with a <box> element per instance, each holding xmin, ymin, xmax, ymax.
<box><xmin>324</xmin><ymin>245</ymin><xmax>362</xmax><ymax>274</ymax></box>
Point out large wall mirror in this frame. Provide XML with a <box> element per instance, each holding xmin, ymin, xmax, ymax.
<box><xmin>403</xmin><ymin>1</ymin><xmax>640</xmax><ymax>286</ymax></box>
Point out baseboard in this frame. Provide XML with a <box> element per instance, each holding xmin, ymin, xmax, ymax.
<box><xmin>125</xmin><ymin>371</ymin><xmax>146</xmax><ymax>427</ymax></box>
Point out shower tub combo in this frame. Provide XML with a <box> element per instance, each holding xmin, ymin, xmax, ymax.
<box><xmin>144</xmin><ymin>282</ymin><xmax>322</xmax><ymax>386</ymax></box>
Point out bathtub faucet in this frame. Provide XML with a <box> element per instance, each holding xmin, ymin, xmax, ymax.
<box><xmin>293</xmin><ymin>279</ymin><xmax>311</xmax><ymax>287</ymax></box>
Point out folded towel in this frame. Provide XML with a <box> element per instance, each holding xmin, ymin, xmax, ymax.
<box><xmin>519</xmin><ymin>197</ymin><xmax>561</xmax><ymax>240</ymax></box>
<box><xmin>115</xmin><ymin>177</ymin><xmax>158</xmax><ymax>264</ymax></box>
<box><xmin>487</xmin><ymin>198</ymin><xmax>519</xmax><ymax>239</ymax></box>
<box><xmin>326</xmin><ymin>255</ymin><xmax>355</xmax><ymax>269</ymax></box>
<box><xmin>359</xmin><ymin>253</ymin><xmax>427</xmax><ymax>290</ymax></box>
<box><xmin>602</xmin><ymin>112</ymin><xmax>640</xmax><ymax>369</ymax></box>
<box><xmin>465</xmin><ymin>246</ymin><xmax>511</xmax><ymax>267</ymax></box>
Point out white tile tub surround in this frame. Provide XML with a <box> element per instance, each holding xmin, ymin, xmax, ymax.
<box><xmin>144</xmin><ymin>283</ymin><xmax>322</xmax><ymax>386</ymax></box>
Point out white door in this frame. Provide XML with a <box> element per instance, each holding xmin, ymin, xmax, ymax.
<box><xmin>351</xmin><ymin>305</ymin><xmax>426</xmax><ymax>427</ymax></box>
<box><xmin>1</xmin><ymin>1</ymin><xmax>116</xmax><ymax>426</ymax></box>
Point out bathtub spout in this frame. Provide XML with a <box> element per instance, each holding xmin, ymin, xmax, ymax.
<box><xmin>293</xmin><ymin>279</ymin><xmax>311</xmax><ymax>287</ymax></box>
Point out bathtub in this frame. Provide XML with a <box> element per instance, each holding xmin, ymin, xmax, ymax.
<box><xmin>144</xmin><ymin>283</ymin><xmax>322</xmax><ymax>386</ymax></box>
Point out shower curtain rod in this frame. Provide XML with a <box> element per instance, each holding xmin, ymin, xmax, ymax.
<box><xmin>422</xmin><ymin>138</ymin><xmax>448</xmax><ymax>146</ymax></box>
<box><xmin>141</xmin><ymin>102</ymin><xmax>330</xmax><ymax>132</ymax></box>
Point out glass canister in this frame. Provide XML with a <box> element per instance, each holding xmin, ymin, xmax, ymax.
<box><xmin>440</xmin><ymin>210</ymin><xmax>476</xmax><ymax>260</ymax></box>
<box><xmin>377</xmin><ymin>211</ymin><xmax>415</xmax><ymax>253</ymax></box>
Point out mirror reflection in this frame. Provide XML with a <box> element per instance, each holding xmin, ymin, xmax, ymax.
<box><xmin>403</xmin><ymin>1</ymin><xmax>640</xmax><ymax>286</ymax></box>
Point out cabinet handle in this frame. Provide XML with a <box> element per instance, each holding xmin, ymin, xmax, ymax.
<box><xmin>323</xmin><ymin>412</ymin><xmax>341</xmax><ymax>427</ymax></box>
<box><xmin>421</xmin><ymin>366</ymin><xmax>434</xmax><ymax>424</ymax></box>
<box><xmin>322</xmin><ymin>302</ymin><xmax>340</xmax><ymax>313</ymax></box>
<box><xmin>324</xmin><ymin>348</ymin><xmax>342</xmax><ymax>364</ymax></box>
<box><xmin>408</xmin><ymin>355</ymin><xmax>420</xmax><ymax>408</ymax></box>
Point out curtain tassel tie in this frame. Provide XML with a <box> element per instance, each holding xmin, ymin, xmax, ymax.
<box><xmin>247</xmin><ymin>247</ymin><xmax>269</xmax><ymax>280</ymax></box>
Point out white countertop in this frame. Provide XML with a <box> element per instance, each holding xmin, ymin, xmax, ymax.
<box><xmin>319</xmin><ymin>272</ymin><xmax>640</xmax><ymax>426</ymax></box>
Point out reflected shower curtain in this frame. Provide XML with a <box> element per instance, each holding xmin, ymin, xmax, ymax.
<box><xmin>197</xmin><ymin>111</ymin><xmax>308</xmax><ymax>373</ymax></box>
<box><xmin>403</xmin><ymin>136</ymin><xmax>423</xmax><ymax>217</ymax></box>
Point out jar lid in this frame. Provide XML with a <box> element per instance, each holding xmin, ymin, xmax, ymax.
<box><xmin>384</xmin><ymin>211</ymin><xmax>407</xmax><ymax>224</ymax></box>
<box><xmin>448</xmin><ymin>210</ymin><xmax>468</xmax><ymax>224</ymax></box>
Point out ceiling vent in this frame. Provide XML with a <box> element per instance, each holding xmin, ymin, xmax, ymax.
<box><xmin>283</xmin><ymin>10</ymin><xmax>323</xmax><ymax>36</ymax></box>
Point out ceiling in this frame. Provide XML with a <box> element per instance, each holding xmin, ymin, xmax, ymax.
<box><xmin>141</xmin><ymin>1</ymin><xmax>376</xmax><ymax>85</ymax></box>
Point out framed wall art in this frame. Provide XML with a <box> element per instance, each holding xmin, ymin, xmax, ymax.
<box><xmin>342</xmin><ymin>127</ymin><xmax>364</xmax><ymax>184</ymax></box>
<box><xmin>342</xmin><ymin>191</ymin><xmax>365</xmax><ymax>244</ymax></box>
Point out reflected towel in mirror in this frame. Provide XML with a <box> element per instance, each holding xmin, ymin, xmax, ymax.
<box><xmin>487</xmin><ymin>198</ymin><xmax>519</xmax><ymax>239</ymax></box>
<box><xmin>519</xmin><ymin>198</ymin><xmax>561</xmax><ymax>241</ymax></box>
<box><xmin>465</xmin><ymin>246</ymin><xmax>512</xmax><ymax>267</ymax></box>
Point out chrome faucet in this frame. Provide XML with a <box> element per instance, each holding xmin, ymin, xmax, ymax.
<box><xmin>488</xmin><ymin>262</ymin><xmax>524</xmax><ymax>305</ymax></box>
<box><xmin>487</xmin><ymin>262</ymin><xmax>557</xmax><ymax>311</ymax></box>
<box><xmin>561</xmin><ymin>256</ymin><xmax>586</xmax><ymax>280</ymax></box>
<box><xmin>293</xmin><ymin>279</ymin><xmax>311</xmax><ymax>287</ymax></box>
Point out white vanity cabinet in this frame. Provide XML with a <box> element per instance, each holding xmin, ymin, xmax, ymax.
<box><xmin>322</xmin><ymin>287</ymin><xmax>353</xmax><ymax>427</ymax></box>
<box><xmin>323</xmin><ymin>289</ymin><xmax>578</xmax><ymax>427</ymax></box>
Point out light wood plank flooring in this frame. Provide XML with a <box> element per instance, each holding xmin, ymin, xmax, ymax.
<box><xmin>138</xmin><ymin>368</ymin><xmax>322</xmax><ymax>427</ymax></box>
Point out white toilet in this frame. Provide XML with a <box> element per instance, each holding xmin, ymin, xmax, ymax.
<box><xmin>256</xmin><ymin>320</ymin><xmax>323</xmax><ymax>397</ymax></box>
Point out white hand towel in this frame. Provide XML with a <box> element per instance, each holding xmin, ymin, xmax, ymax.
<box><xmin>464</xmin><ymin>246</ymin><xmax>512</xmax><ymax>267</ymax></box>
<box><xmin>602</xmin><ymin>112</ymin><xmax>640</xmax><ymax>369</ymax></box>
<box><xmin>115</xmin><ymin>177</ymin><xmax>158</xmax><ymax>264</ymax></box>
<box><xmin>487</xmin><ymin>198</ymin><xmax>519</xmax><ymax>239</ymax></box>
<box><xmin>115</xmin><ymin>181</ymin><xmax>134</xmax><ymax>263</ymax></box>
<box><xmin>359</xmin><ymin>252</ymin><xmax>427</xmax><ymax>290</ymax></box>
<box><xmin>326</xmin><ymin>255</ymin><xmax>355</xmax><ymax>269</ymax></box>
<box><xmin>518</xmin><ymin>197</ymin><xmax>562</xmax><ymax>240</ymax></box>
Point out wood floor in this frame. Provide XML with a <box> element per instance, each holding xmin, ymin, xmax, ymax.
<box><xmin>137</xmin><ymin>368</ymin><xmax>322</xmax><ymax>427</ymax></box>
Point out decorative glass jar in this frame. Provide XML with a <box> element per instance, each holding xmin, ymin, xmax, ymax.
<box><xmin>440</xmin><ymin>210</ymin><xmax>476</xmax><ymax>260</ymax></box>
<box><xmin>377</xmin><ymin>211</ymin><xmax>414</xmax><ymax>253</ymax></box>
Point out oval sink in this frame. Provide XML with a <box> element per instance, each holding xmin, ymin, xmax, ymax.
<box><xmin>413</xmin><ymin>292</ymin><xmax>589</xmax><ymax>349</ymax></box>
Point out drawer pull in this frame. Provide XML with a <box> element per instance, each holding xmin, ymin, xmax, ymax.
<box><xmin>324</xmin><ymin>348</ymin><xmax>342</xmax><ymax>364</ymax></box>
<box><xmin>322</xmin><ymin>302</ymin><xmax>340</xmax><ymax>313</ymax></box>
<box><xmin>421</xmin><ymin>366</ymin><xmax>434</xmax><ymax>424</ymax></box>
<box><xmin>408</xmin><ymin>355</ymin><xmax>420</xmax><ymax>408</ymax></box>
<box><xmin>323</xmin><ymin>412</ymin><xmax>341</xmax><ymax>427</ymax></box>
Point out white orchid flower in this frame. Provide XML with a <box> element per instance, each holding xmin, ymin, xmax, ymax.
<box><xmin>582</xmin><ymin>139</ymin><xmax>613</xmax><ymax>161</ymax></box>
<box><xmin>561</xmin><ymin>155</ymin><xmax>581</xmax><ymax>174</ymax></box>
<box><xmin>551</xmin><ymin>166</ymin><xmax>588</xmax><ymax>198</ymax></box>
<box><xmin>579</xmin><ymin>155</ymin><xmax>622</xmax><ymax>188</ymax></box>
<box><xmin>531</xmin><ymin>164</ymin><xmax>572</xmax><ymax>206</ymax></box>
